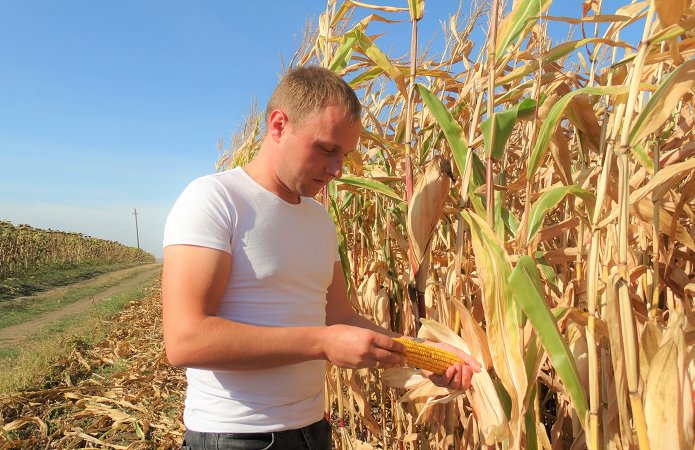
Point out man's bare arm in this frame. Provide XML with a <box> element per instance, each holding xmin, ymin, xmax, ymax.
<box><xmin>162</xmin><ymin>246</ymin><xmax>405</xmax><ymax>371</ymax></box>
<box><xmin>162</xmin><ymin>245</ymin><xmax>332</xmax><ymax>370</ymax></box>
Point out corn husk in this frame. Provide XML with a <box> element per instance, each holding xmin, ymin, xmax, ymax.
<box><xmin>407</xmin><ymin>156</ymin><xmax>452</xmax><ymax>281</ymax></box>
<box><xmin>644</xmin><ymin>313</ymin><xmax>694</xmax><ymax>450</ymax></box>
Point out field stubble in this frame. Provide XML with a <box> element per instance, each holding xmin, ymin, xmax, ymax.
<box><xmin>0</xmin><ymin>281</ymin><xmax>185</xmax><ymax>449</ymax></box>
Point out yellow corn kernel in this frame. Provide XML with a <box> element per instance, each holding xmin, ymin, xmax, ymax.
<box><xmin>394</xmin><ymin>337</ymin><xmax>463</xmax><ymax>374</ymax></box>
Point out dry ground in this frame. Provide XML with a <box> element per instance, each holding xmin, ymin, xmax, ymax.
<box><xmin>0</xmin><ymin>264</ymin><xmax>162</xmax><ymax>349</ymax></box>
<box><xmin>0</xmin><ymin>281</ymin><xmax>186</xmax><ymax>449</ymax></box>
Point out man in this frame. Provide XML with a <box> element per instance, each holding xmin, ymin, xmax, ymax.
<box><xmin>162</xmin><ymin>66</ymin><xmax>479</xmax><ymax>450</ymax></box>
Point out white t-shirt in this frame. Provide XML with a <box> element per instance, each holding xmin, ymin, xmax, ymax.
<box><xmin>163</xmin><ymin>167</ymin><xmax>339</xmax><ymax>433</ymax></box>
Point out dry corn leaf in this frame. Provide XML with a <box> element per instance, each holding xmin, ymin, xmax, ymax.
<box><xmin>569</xmin><ymin>328</ymin><xmax>590</xmax><ymax>397</ymax></box>
<box><xmin>549</xmin><ymin>128</ymin><xmax>573</xmax><ymax>186</ymax></box>
<box><xmin>451</xmin><ymin>299</ymin><xmax>493</xmax><ymax>370</ymax></box>
<box><xmin>414</xmin><ymin>393</ymin><xmax>460</xmax><ymax>424</ymax></box>
<box><xmin>629</xmin><ymin>59</ymin><xmax>695</xmax><ymax>145</ymax></box>
<box><xmin>604</xmin><ymin>275</ymin><xmax>637</xmax><ymax>447</ymax></box>
<box><xmin>461</xmin><ymin>210</ymin><xmax>527</xmax><ymax>432</ymax></box>
<box><xmin>639</xmin><ymin>321</ymin><xmax>663</xmax><ymax>375</ymax></box>
<box><xmin>1</xmin><ymin>416</ymin><xmax>47</xmax><ymax>435</ymax></box>
<box><xmin>628</xmin><ymin>156</ymin><xmax>695</xmax><ymax>205</ymax></box>
<box><xmin>381</xmin><ymin>367</ymin><xmax>427</xmax><ymax>390</ymax></box>
<box><xmin>654</xmin><ymin>0</ymin><xmax>687</xmax><ymax>27</ymax></box>
<box><xmin>630</xmin><ymin>198</ymin><xmax>695</xmax><ymax>252</ymax></box>
<box><xmin>71</xmin><ymin>431</ymin><xmax>128</xmax><ymax>449</ymax></box>
<box><xmin>644</xmin><ymin>314</ymin><xmax>693</xmax><ymax>449</ymax></box>
<box><xmin>396</xmin><ymin>380</ymin><xmax>451</xmax><ymax>403</ymax></box>
<box><xmin>417</xmin><ymin>318</ymin><xmax>509</xmax><ymax>445</ymax></box>
<box><xmin>601</xmin><ymin>1</ymin><xmax>649</xmax><ymax>44</ymax></box>
<box><xmin>567</xmin><ymin>94</ymin><xmax>602</xmax><ymax>152</ymax></box>
<box><xmin>346</xmin><ymin>369</ymin><xmax>382</xmax><ymax>436</ymax></box>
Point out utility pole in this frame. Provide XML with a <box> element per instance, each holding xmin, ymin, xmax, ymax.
<box><xmin>133</xmin><ymin>208</ymin><xmax>140</xmax><ymax>249</ymax></box>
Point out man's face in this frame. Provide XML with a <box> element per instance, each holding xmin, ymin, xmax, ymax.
<box><xmin>274</xmin><ymin>104</ymin><xmax>360</xmax><ymax>201</ymax></box>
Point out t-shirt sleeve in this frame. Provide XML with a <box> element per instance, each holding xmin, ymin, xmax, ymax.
<box><xmin>163</xmin><ymin>176</ymin><xmax>235</xmax><ymax>254</ymax></box>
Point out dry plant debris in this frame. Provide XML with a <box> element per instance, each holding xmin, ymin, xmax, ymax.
<box><xmin>0</xmin><ymin>287</ymin><xmax>186</xmax><ymax>449</ymax></box>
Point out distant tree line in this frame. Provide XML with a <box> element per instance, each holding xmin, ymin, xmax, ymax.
<box><xmin>0</xmin><ymin>220</ymin><xmax>154</xmax><ymax>280</ymax></box>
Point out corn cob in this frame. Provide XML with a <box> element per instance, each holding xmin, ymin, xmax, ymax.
<box><xmin>394</xmin><ymin>337</ymin><xmax>463</xmax><ymax>374</ymax></box>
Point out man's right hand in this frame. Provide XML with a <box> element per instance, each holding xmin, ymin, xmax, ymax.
<box><xmin>321</xmin><ymin>324</ymin><xmax>407</xmax><ymax>369</ymax></box>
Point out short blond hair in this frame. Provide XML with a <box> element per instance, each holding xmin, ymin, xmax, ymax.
<box><xmin>266</xmin><ymin>66</ymin><xmax>361</xmax><ymax>128</ymax></box>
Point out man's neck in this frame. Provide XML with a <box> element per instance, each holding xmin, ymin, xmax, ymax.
<box><xmin>243</xmin><ymin>151</ymin><xmax>300</xmax><ymax>204</ymax></box>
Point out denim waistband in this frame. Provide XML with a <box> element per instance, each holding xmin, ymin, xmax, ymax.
<box><xmin>182</xmin><ymin>417</ymin><xmax>332</xmax><ymax>450</ymax></box>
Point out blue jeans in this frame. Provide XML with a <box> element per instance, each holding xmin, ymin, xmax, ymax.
<box><xmin>181</xmin><ymin>418</ymin><xmax>332</xmax><ymax>450</ymax></box>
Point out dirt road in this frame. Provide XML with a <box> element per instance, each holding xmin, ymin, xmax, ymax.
<box><xmin>0</xmin><ymin>263</ymin><xmax>162</xmax><ymax>348</ymax></box>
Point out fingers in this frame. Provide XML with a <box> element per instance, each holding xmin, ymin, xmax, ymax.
<box><xmin>446</xmin><ymin>364</ymin><xmax>474</xmax><ymax>391</ymax></box>
<box><xmin>371</xmin><ymin>345</ymin><xmax>407</xmax><ymax>368</ymax></box>
<box><xmin>375</xmin><ymin>333</ymin><xmax>407</xmax><ymax>353</ymax></box>
<box><xmin>455</xmin><ymin>364</ymin><xmax>474</xmax><ymax>390</ymax></box>
<box><xmin>426</xmin><ymin>363</ymin><xmax>476</xmax><ymax>391</ymax></box>
<box><xmin>460</xmin><ymin>353</ymin><xmax>482</xmax><ymax>372</ymax></box>
<box><xmin>366</xmin><ymin>332</ymin><xmax>407</xmax><ymax>368</ymax></box>
<box><xmin>451</xmin><ymin>365</ymin><xmax>462</xmax><ymax>389</ymax></box>
<box><xmin>346</xmin><ymin>329</ymin><xmax>407</xmax><ymax>369</ymax></box>
<box><xmin>425</xmin><ymin>340</ymin><xmax>482</xmax><ymax>373</ymax></box>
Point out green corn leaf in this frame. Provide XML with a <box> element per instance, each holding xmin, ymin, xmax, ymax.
<box><xmin>332</xmin><ymin>194</ymin><xmax>353</xmax><ymax>295</ymax></box>
<box><xmin>408</xmin><ymin>0</ymin><xmax>424</xmax><ymax>21</ymax></box>
<box><xmin>329</xmin><ymin>31</ymin><xmax>357</xmax><ymax>73</ymax></box>
<box><xmin>470</xmin><ymin>154</ymin><xmax>486</xmax><ymax>189</ymax></box>
<box><xmin>326</xmin><ymin>181</ymin><xmax>341</xmax><ymax>232</ymax></box>
<box><xmin>501</xmin><ymin>206</ymin><xmax>520</xmax><ymax>237</ymax></box>
<box><xmin>416</xmin><ymin>84</ymin><xmax>487</xmax><ymax>188</ymax></box>
<box><xmin>509</xmin><ymin>256</ymin><xmax>588</xmax><ymax>422</ymax></box>
<box><xmin>330</xmin><ymin>1</ymin><xmax>355</xmax><ymax>28</ymax></box>
<box><xmin>648</xmin><ymin>15</ymin><xmax>695</xmax><ymax>45</ymax></box>
<box><xmin>337</xmin><ymin>175</ymin><xmax>402</xmax><ymax>202</ymax></box>
<box><xmin>339</xmin><ymin>191</ymin><xmax>355</xmax><ymax>213</ymax></box>
<box><xmin>535</xmin><ymin>251</ymin><xmax>561</xmax><ymax>298</ymax></box>
<box><xmin>524</xmin><ymin>385</ymin><xmax>539</xmax><ymax>450</ymax></box>
<box><xmin>629</xmin><ymin>59</ymin><xmax>695</xmax><ymax>146</ymax></box>
<box><xmin>497</xmin><ymin>38</ymin><xmax>630</xmax><ymax>86</ymax></box>
<box><xmin>632</xmin><ymin>144</ymin><xmax>654</xmax><ymax>173</ymax></box>
<box><xmin>495</xmin><ymin>0</ymin><xmax>551</xmax><ymax>59</ymax></box>
<box><xmin>528</xmin><ymin>85</ymin><xmax>630</xmax><ymax>180</ymax></box>
<box><xmin>350</xmin><ymin>66</ymin><xmax>384</xmax><ymax>88</ymax></box>
<box><xmin>481</xmin><ymin>98</ymin><xmax>536</xmax><ymax>160</ymax></box>
<box><xmin>134</xmin><ymin>422</ymin><xmax>145</xmax><ymax>440</ymax></box>
<box><xmin>327</xmin><ymin>178</ymin><xmax>338</xmax><ymax>199</ymax></box>
<box><xmin>470</xmin><ymin>192</ymin><xmax>486</xmax><ymax>218</ymax></box>
<box><xmin>417</xmin><ymin>84</ymin><xmax>467</xmax><ymax>175</ymax></box>
<box><xmin>495</xmin><ymin>177</ymin><xmax>505</xmax><ymax>239</ymax></box>
<box><xmin>354</xmin><ymin>30</ymin><xmax>407</xmax><ymax>96</ymax></box>
<box><xmin>524</xmin><ymin>185</ymin><xmax>594</xmax><ymax>244</ymax></box>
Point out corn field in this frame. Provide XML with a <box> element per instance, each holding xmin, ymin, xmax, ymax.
<box><xmin>0</xmin><ymin>220</ymin><xmax>154</xmax><ymax>282</ymax></box>
<box><xmin>220</xmin><ymin>0</ymin><xmax>695</xmax><ymax>448</ymax></box>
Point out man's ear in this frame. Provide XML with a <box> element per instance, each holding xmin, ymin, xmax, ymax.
<box><xmin>268</xmin><ymin>109</ymin><xmax>288</xmax><ymax>142</ymax></box>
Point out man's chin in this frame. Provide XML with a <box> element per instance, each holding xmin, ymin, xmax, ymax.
<box><xmin>299</xmin><ymin>185</ymin><xmax>325</xmax><ymax>198</ymax></box>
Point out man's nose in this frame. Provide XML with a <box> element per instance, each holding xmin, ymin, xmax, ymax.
<box><xmin>327</xmin><ymin>158</ymin><xmax>343</xmax><ymax>179</ymax></box>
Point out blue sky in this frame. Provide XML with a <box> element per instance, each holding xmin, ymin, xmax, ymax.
<box><xmin>0</xmin><ymin>1</ymin><xmax>640</xmax><ymax>258</ymax></box>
